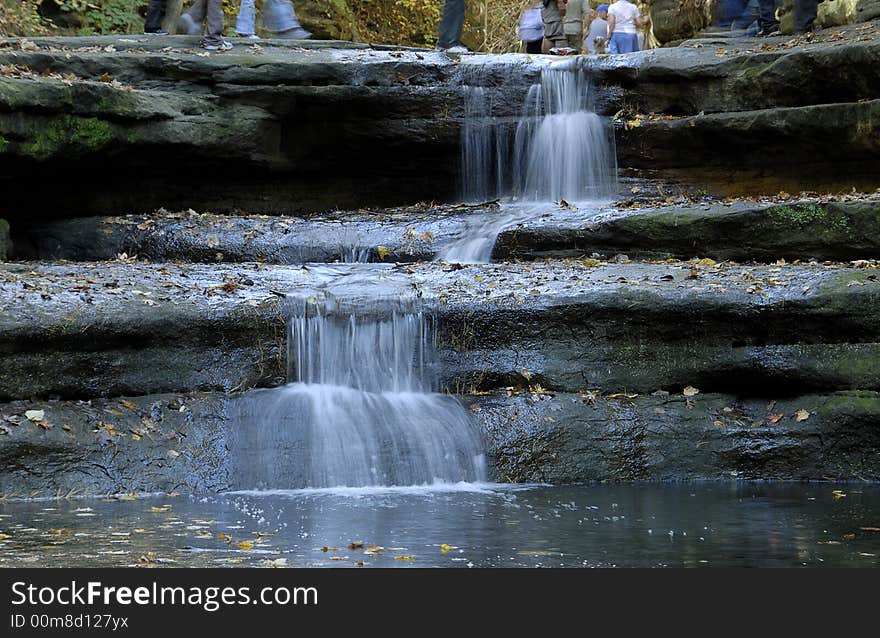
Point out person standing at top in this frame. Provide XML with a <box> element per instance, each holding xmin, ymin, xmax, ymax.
<box><xmin>519</xmin><ymin>2</ymin><xmax>545</xmax><ymax>54</ymax></box>
<box><xmin>584</xmin><ymin>5</ymin><xmax>610</xmax><ymax>54</ymax></box>
<box><xmin>606</xmin><ymin>0</ymin><xmax>646</xmax><ymax>54</ymax></box>
<box><xmin>541</xmin><ymin>0</ymin><xmax>568</xmax><ymax>54</ymax></box>
<box><xmin>233</xmin><ymin>0</ymin><xmax>311</xmax><ymax>40</ymax></box>
<box><xmin>177</xmin><ymin>0</ymin><xmax>231</xmax><ymax>50</ymax></box>
<box><xmin>562</xmin><ymin>0</ymin><xmax>588</xmax><ymax>53</ymax></box>
<box><xmin>144</xmin><ymin>0</ymin><xmax>169</xmax><ymax>35</ymax></box>
<box><xmin>437</xmin><ymin>0</ymin><xmax>468</xmax><ymax>52</ymax></box>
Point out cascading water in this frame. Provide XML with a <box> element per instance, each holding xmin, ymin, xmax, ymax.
<box><xmin>232</xmin><ymin>287</ymin><xmax>487</xmax><ymax>489</ymax></box>
<box><xmin>442</xmin><ymin>59</ymin><xmax>618</xmax><ymax>263</ymax></box>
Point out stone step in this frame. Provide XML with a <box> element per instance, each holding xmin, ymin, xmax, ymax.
<box><xmin>13</xmin><ymin>197</ymin><xmax>879</xmax><ymax>264</ymax></box>
<box><xmin>1</xmin><ymin>261</ymin><xmax>878</xmax><ymax>400</ymax></box>
<box><xmin>494</xmin><ymin>197</ymin><xmax>880</xmax><ymax>262</ymax></box>
<box><xmin>3</xmin><ymin>35</ymin><xmax>880</xmax><ymax>217</ymax></box>
<box><xmin>10</xmin><ymin>203</ymin><xmax>499</xmax><ymax>263</ymax></box>
<box><xmin>1</xmin><ymin>388</ymin><xmax>877</xmax><ymax>495</ymax></box>
<box><xmin>615</xmin><ymin>100</ymin><xmax>880</xmax><ymax>188</ymax></box>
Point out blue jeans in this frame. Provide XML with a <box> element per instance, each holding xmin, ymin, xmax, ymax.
<box><xmin>757</xmin><ymin>0</ymin><xmax>779</xmax><ymax>30</ymax></box>
<box><xmin>609</xmin><ymin>32</ymin><xmax>639</xmax><ymax>54</ymax></box>
<box><xmin>236</xmin><ymin>0</ymin><xmax>303</xmax><ymax>35</ymax></box>
<box><xmin>438</xmin><ymin>0</ymin><xmax>466</xmax><ymax>48</ymax></box>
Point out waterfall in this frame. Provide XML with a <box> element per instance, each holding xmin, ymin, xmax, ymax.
<box><xmin>232</xmin><ymin>292</ymin><xmax>487</xmax><ymax>489</ymax></box>
<box><xmin>443</xmin><ymin>61</ymin><xmax>617</xmax><ymax>263</ymax></box>
<box><xmin>461</xmin><ymin>60</ymin><xmax>617</xmax><ymax>203</ymax></box>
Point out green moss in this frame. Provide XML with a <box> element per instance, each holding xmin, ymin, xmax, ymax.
<box><xmin>817</xmin><ymin>391</ymin><xmax>880</xmax><ymax>418</ymax></box>
<box><xmin>0</xmin><ymin>133</ymin><xmax>7</xmax><ymax>153</ymax></box>
<box><xmin>20</xmin><ymin>116</ymin><xmax>115</xmax><ymax>160</ymax></box>
<box><xmin>767</xmin><ymin>203</ymin><xmax>852</xmax><ymax>238</ymax></box>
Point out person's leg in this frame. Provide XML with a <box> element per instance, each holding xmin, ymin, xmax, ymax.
<box><xmin>566</xmin><ymin>33</ymin><xmax>582</xmax><ymax>52</ymax></box>
<box><xmin>609</xmin><ymin>32</ymin><xmax>622</xmax><ymax>54</ymax></box>
<box><xmin>203</xmin><ymin>0</ymin><xmax>225</xmax><ymax>45</ymax></box>
<box><xmin>756</xmin><ymin>0</ymin><xmax>779</xmax><ymax>32</ymax></box>
<box><xmin>187</xmin><ymin>0</ymin><xmax>207</xmax><ymax>22</ymax></box>
<box><xmin>526</xmin><ymin>39</ymin><xmax>542</xmax><ymax>54</ymax></box>
<box><xmin>144</xmin><ymin>0</ymin><xmax>167</xmax><ymax>32</ymax></box>
<box><xmin>235</xmin><ymin>0</ymin><xmax>257</xmax><ymax>35</ymax></box>
<box><xmin>263</xmin><ymin>0</ymin><xmax>311</xmax><ymax>38</ymax></box>
<box><xmin>794</xmin><ymin>0</ymin><xmax>817</xmax><ymax>32</ymax></box>
<box><xmin>437</xmin><ymin>0</ymin><xmax>466</xmax><ymax>48</ymax></box>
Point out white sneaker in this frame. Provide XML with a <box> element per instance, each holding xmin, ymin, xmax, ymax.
<box><xmin>203</xmin><ymin>40</ymin><xmax>233</xmax><ymax>51</ymax></box>
<box><xmin>237</xmin><ymin>33</ymin><xmax>260</xmax><ymax>40</ymax></box>
<box><xmin>177</xmin><ymin>13</ymin><xmax>201</xmax><ymax>36</ymax></box>
<box><xmin>442</xmin><ymin>45</ymin><xmax>469</xmax><ymax>53</ymax></box>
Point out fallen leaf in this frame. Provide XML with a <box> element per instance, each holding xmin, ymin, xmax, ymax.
<box><xmin>237</xmin><ymin>541</ymin><xmax>254</xmax><ymax>550</ymax></box>
<box><xmin>376</xmin><ymin>246</ymin><xmax>392</xmax><ymax>260</ymax></box>
<box><xmin>440</xmin><ymin>543</ymin><xmax>458</xmax><ymax>553</ymax></box>
<box><xmin>25</xmin><ymin>410</ymin><xmax>45</xmax><ymax>422</ymax></box>
<box><xmin>766</xmin><ymin>414</ymin><xmax>784</xmax><ymax>424</ymax></box>
<box><xmin>683</xmin><ymin>386</ymin><xmax>699</xmax><ymax>397</ymax></box>
<box><xmin>795</xmin><ymin>409</ymin><xmax>810</xmax><ymax>422</ymax></box>
<box><xmin>394</xmin><ymin>555</ymin><xmax>416</xmax><ymax>562</ymax></box>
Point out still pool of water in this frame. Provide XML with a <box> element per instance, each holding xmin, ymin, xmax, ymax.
<box><xmin>1</xmin><ymin>483</ymin><xmax>878</xmax><ymax>568</ymax></box>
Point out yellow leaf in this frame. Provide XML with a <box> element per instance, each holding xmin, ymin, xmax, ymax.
<box><xmin>0</xmin><ymin>533</ymin><xmax>11</xmax><ymax>540</ymax></box>
<box><xmin>237</xmin><ymin>541</ymin><xmax>254</xmax><ymax>550</ymax></box>
<box><xmin>376</xmin><ymin>246</ymin><xmax>392</xmax><ymax>260</ymax></box>
<box><xmin>216</xmin><ymin>533</ymin><xmax>232</xmax><ymax>542</ymax></box>
<box><xmin>121</xmin><ymin>400</ymin><xmax>138</xmax><ymax>410</ymax></box>
<box><xmin>832</xmin><ymin>490</ymin><xmax>846</xmax><ymax>500</ymax></box>
<box><xmin>683</xmin><ymin>386</ymin><xmax>699</xmax><ymax>397</ymax></box>
<box><xmin>394</xmin><ymin>555</ymin><xmax>416</xmax><ymax>562</ymax></box>
<box><xmin>440</xmin><ymin>543</ymin><xmax>458</xmax><ymax>553</ymax></box>
<box><xmin>713</xmin><ymin>420</ymin><xmax>724</xmax><ymax>427</ymax></box>
<box><xmin>696</xmin><ymin>258</ymin><xmax>717</xmax><ymax>266</ymax></box>
<box><xmin>795</xmin><ymin>409</ymin><xmax>810</xmax><ymax>422</ymax></box>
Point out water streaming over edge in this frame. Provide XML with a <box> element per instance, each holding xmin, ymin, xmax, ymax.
<box><xmin>232</xmin><ymin>288</ymin><xmax>486</xmax><ymax>490</ymax></box>
<box><xmin>442</xmin><ymin>59</ymin><xmax>618</xmax><ymax>263</ymax></box>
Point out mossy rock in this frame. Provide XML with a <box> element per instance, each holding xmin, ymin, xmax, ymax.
<box><xmin>0</xmin><ymin>218</ymin><xmax>10</xmax><ymax>261</ymax></box>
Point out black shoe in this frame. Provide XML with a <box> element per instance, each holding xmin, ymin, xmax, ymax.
<box><xmin>144</xmin><ymin>29</ymin><xmax>169</xmax><ymax>35</ymax></box>
<box><xmin>756</xmin><ymin>25</ymin><xmax>780</xmax><ymax>37</ymax></box>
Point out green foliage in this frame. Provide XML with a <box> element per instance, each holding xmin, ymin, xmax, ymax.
<box><xmin>0</xmin><ymin>0</ymin><xmax>51</xmax><ymax>36</ymax></box>
<box><xmin>352</xmin><ymin>0</ymin><xmax>441</xmax><ymax>46</ymax></box>
<box><xmin>54</xmin><ymin>0</ymin><xmax>144</xmax><ymax>35</ymax></box>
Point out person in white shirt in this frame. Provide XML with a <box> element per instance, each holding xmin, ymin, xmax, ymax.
<box><xmin>606</xmin><ymin>0</ymin><xmax>646</xmax><ymax>54</ymax></box>
<box><xmin>519</xmin><ymin>2</ymin><xmax>545</xmax><ymax>54</ymax></box>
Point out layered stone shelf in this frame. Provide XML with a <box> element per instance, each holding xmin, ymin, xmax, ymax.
<box><xmin>2</xmin><ymin>28</ymin><xmax>880</xmax><ymax>221</ymax></box>
<box><xmin>1</xmin><ymin>260</ymin><xmax>878</xmax><ymax>401</ymax></box>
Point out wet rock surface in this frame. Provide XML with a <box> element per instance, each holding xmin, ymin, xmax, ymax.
<box><xmin>2</xmin><ymin>260</ymin><xmax>879</xmax><ymax>400</ymax></box>
<box><xmin>476</xmin><ymin>390</ymin><xmax>880</xmax><ymax>482</ymax></box>
<box><xmin>495</xmin><ymin>197</ymin><xmax>880</xmax><ymax>262</ymax></box>
<box><xmin>1</xmin><ymin>386</ymin><xmax>878</xmax><ymax>495</ymax></box>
